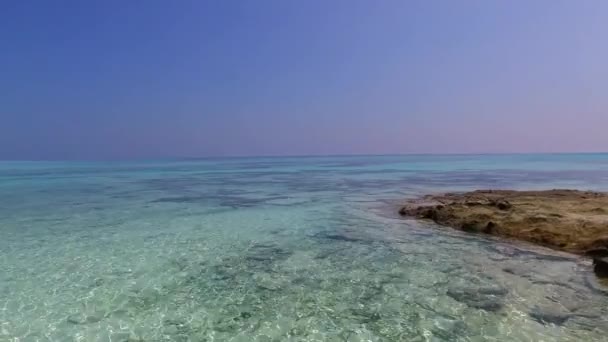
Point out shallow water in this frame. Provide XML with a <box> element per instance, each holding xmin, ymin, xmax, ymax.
<box><xmin>2</xmin><ymin>154</ymin><xmax>608</xmax><ymax>341</ymax></box>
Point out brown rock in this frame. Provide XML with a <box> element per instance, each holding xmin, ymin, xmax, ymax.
<box><xmin>493</xmin><ymin>199</ymin><xmax>512</xmax><ymax>210</ymax></box>
<box><xmin>399</xmin><ymin>189</ymin><xmax>608</xmax><ymax>257</ymax></box>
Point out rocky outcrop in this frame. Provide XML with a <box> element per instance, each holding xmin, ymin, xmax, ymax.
<box><xmin>399</xmin><ymin>190</ymin><xmax>608</xmax><ymax>276</ymax></box>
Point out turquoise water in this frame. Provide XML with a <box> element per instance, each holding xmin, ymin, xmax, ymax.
<box><xmin>2</xmin><ymin>154</ymin><xmax>608</xmax><ymax>341</ymax></box>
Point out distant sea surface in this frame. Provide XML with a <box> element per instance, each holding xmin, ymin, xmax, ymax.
<box><xmin>2</xmin><ymin>154</ymin><xmax>608</xmax><ymax>341</ymax></box>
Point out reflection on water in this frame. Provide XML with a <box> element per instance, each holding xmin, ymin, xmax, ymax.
<box><xmin>1</xmin><ymin>154</ymin><xmax>608</xmax><ymax>341</ymax></box>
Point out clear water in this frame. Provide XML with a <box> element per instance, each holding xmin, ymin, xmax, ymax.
<box><xmin>2</xmin><ymin>154</ymin><xmax>608</xmax><ymax>342</ymax></box>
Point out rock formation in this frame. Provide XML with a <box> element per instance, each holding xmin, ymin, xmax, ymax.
<box><xmin>399</xmin><ymin>190</ymin><xmax>608</xmax><ymax>277</ymax></box>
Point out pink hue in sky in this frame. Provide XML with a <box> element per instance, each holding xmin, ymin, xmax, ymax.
<box><xmin>1</xmin><ymin>0</ymin><xmax>607</xmax><ymax>159</ymax></box>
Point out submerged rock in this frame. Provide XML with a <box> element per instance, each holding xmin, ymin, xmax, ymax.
<box><xmin>66</xmin><ymin>312</ymin><xmax>103</xmax><ymax>325</ymax></box>
<box><xmin>529</xmin><ymin>307</ymin><xmax>573</xmax><ymax>326</ymax></box>
<box><xmin>349</xmin><ymin>308</ymin><xmax>382</xmax><ymax>323</ymax></box>
<box><xmin>313</xmin><ymin>230</ymin><xmax>366</xmax><ymax>243</ymax></box>
<box><xmin>245</xmin><ymin>242</ymin><xmax>292</xmax><ymax>263</ymax></box>
<box><xmin>67</xmin><ymin>315</ymin><xmax>85</xmax><ymax>325</ymax></box>
<box><xmin>446</xmin><ymin>286</ymin><xmax>507</xmax><ymax>312</ymax></box>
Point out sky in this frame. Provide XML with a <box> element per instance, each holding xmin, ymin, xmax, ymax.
<box><xmin>1</xmin><ymin>0</ymin><xmax>607</xmax><ymax>160</ymax></box>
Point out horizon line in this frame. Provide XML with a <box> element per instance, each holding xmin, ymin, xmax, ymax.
<box><xmin>1</xmin><ymin>151</ymin><xmax>607</xmax><ymax>163</ymax></box>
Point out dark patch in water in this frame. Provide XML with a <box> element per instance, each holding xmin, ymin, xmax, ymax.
<box><xmin>151</xmin><ymin>196</ymin><xmax>210</xmax><ymax>203</ymax></box>
<box><xmin>209</xmin><ymin>264</ymin><xmax>239</xmax><ymax>281</ymax></box>
<box><xmin>487</xmin><ymin>245</ymin><xmax>574</xmax><ymax>262</ymax></box>
<box><xmin>446</xmin><ymin>287</ymin><xmax>506</xmax><ymax>312</ymax></box>
<box><xmin>245</xmin><ymin>243</ymin><xmax>292</xmax><ymax>262</ymax></box>
<box><xmin>151</xmin><ymin>194</ymin><xmax>295</xmax><ymax>209</ymax></box>
<box><xmin>349</xmin><ymin>309</ymin><xmax>382</xmax><ymax>323</ymax></box>
<box><xmin>313</xmin><ymin>231</ymin><xmax>366</xmax><ymax>243</ymax></box>
<box><xmin>529</xmin><ymin>309</ymin><xmax>573</xmax><ymax>326</ymax></box>
<box><xmin>314</xmin><ymin>246</ymin><xmax>349</xmax><ymax>259</ymax></box>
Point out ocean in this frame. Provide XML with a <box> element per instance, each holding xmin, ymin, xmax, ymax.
<box><xmin>2</xmin><ymin>154</ymin><xmax>608</xmax><ymax>341</ymax></box>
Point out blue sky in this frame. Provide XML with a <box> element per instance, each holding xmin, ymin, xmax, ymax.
<box><xmin>1</xmin><ymin>0</ymin><xmax>607</xmax><ymax>159</ymax></box>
